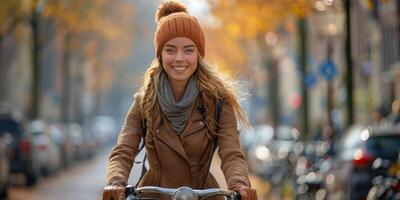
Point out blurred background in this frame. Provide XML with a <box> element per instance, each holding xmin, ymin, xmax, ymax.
<box><xmin>0</xmin><ymin>0</ymin><xmax>400</xmax><ymax>200</ymax></box>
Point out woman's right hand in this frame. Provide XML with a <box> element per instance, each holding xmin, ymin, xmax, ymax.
<box><xmin>229</xmin><ymin>184</ymin><xmax>258</xmax><ymax>200</ymax></box>
<box><xmin>103</xmin><ymin>183</ymin><xmax>126</xmax><ymax>200</ymax></box>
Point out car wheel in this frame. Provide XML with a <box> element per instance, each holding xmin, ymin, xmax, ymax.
<box><xmin>0</xmin><ymin>156</ymin><xmax>9</xmax><ymax>198</ymax></box>
<box><xmin>26</xmin><ymin>172</ymin><xmax>38</xmax><ymax>186</ymax></box>
<box><xmin>25</xmin><ymin>168</ymin><xmax>39</xmax><ymax>186</ymax></box>
<box><xmin>0</xmin><ymin>184</ymin><xmax>7</xmax><ymax>199</ymax></box>
<box><xmin>0</xmin><ymin>188</ymin><xmax>7</xmax><ymax>199</ymax></box>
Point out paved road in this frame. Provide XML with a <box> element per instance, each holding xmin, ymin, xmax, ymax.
<box><xmin>8</xmin><ymin>148</ymin><xmax>113</xmax><ymax>200</ymax></box>
<box><xmin>6</xmin><ymin>148</ymin><xmax>266</xmax><ymax>200</ymax></box>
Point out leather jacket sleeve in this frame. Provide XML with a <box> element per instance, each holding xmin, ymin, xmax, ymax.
<box><xmin>217</xmin><ymin>103</ymin><xmax>251</xmax><ymax>188</ymax></box>
<box><xmin>106</xmin><ymin>93</ymin><xmax>144</xmax><ymax>186</ymax></box>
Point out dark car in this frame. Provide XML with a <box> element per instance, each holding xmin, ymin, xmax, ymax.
<box><xmin>0</xmin><ymin>115</ymin><xmax>40</xmax><ymax>186</ymax></box>
<box><xmin>324</xmin><ymin>125</ymin><xmax>400</xmax><ymax>200</ymax></box>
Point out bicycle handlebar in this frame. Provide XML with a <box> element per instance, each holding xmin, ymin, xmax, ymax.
<box><xmin>125</xmin><ymin>185</ymin><xmax>241</xmax><ymax>200</ymax></box>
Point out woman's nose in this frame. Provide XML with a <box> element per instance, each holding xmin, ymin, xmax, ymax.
<box><xmin>174</xmin><ymin>50</ymin><xmax>184</xmax><ymax>61</ymax></box>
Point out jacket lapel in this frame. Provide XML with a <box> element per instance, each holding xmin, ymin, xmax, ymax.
<box><xmin>156</xmin><ymin>118</ymin><xmax>190</xmax><ymax>162</ymax></box>
<box><xmin>180</xmin><ymin>106</ymin><xmax>204</xmax><ymax>138</ymax></box>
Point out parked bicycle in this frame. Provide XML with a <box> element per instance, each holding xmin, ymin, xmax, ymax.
<box><xmin>366</xmin><ymin>154</ymin><xmax>400</xmax><ymax>200</ymax></box>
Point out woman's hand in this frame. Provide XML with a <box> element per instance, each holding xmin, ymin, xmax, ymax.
<box><xmin>229</xmin><ymin>184</ymin><xmax>258</xmax><ymax>200</ymax></box>
<box><xmin>103</xmin><ymin>183</ymin><xmax>125</xmax><ymax>200</ymax></box>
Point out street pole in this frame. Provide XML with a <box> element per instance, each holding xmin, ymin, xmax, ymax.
<box><xmin>269</xmin><ymin>57</ymin><xmax>280</xmax><ymax>130</ymax></box>
<box><xmin>344</xmin><ymin>0</ymin><xmax>354</xmax><ymax>126</ymax></box>
<box><xmin>327</xmin><ymin>39</ymin><xmax>334</xmax><ymax>132</ymax></box>
<box><xmin>298</xmin><ymin>17</ymin><xmax>309</xmax><ymax>138</ymax></box>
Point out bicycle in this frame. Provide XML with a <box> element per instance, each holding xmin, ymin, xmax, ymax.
<box><xmin>367</xmin><ymin>156</ymin><xmax>400</xmax><ymax>200</ymax></box>
<box><xmin>125</xmin><ymin>185</ymin><xmax>241</xmax><ymax>200</ymax></box>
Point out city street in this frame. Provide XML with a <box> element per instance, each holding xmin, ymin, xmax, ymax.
<box><xmin>7</xmin><ymin>147</ymin><xmax>150</xmax><ymax>200</ymax></box>
<box><xmin>1</xmin><ymin>0</ymin><xmax>400</xmax><ymax>200</ymax></box>
<box><xmin>6</xmin><ymin>148</ymin><xmax>268</xmax><ymax>200</ymax></box>
<box><xmin>8</xmin><ymin>148</ymin><xmax>111</xmax><ymax>200</ymax></box>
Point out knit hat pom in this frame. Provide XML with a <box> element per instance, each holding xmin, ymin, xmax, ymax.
<box><xmin>155</xmin><ymin>1</ymin><xmax>188</xmax><ymax>23</ymax></box>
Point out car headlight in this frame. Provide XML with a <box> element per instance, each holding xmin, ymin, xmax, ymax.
<box><xmin>255</xmin><ymin>146</ymin><xmax>270</xmax><ymax>160</ymax></box>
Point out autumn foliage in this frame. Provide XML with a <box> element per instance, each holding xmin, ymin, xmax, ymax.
<box><xmin>205</xmin><ymin>0</ymin><xmax>313</xmax><ymax>75</ymax></box>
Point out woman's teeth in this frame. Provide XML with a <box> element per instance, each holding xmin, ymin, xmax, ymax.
<box><xmin>173</xmin><ymin>66</ymin><xmax>187</xmax><ymax>71</ymax></box>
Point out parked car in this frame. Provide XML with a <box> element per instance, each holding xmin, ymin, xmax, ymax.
<box><xmin>0</xmin><ymin>132</ymin><xmax>12</xmax><ymax>198</ymax></box>
<box><xmin>0</xmin><ymin>115</ymin><xmax>40</xmax><ymax>186</ymax></box>
<box><xmin>28</xmin><ymin>120</ymin><xmax>62</xmax><ymax>176</ymax></box>
<box><xmin>324</xmin><ymin>125</ymin><xmax>400</xmax><ymax>200</ymax></box>
<box><xmin>47</xmin><ymin>123</ymin><xmax>75</xmax><ymax>168</ymax></box>
<box><xmin>68</xmin><ymin>123</ymin><xmax>87</xmax><ymax>161</ymax></box>
<box><xmin>90</xmin><ymin>116</ymin><xmax>117</xmax><ymax>147</ymax></box>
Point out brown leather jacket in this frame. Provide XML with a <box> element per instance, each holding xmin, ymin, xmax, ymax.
<box><xmin>106</xmin><ymin>93</ymin><xmax>250</xmax><ymax>191</ymax></box>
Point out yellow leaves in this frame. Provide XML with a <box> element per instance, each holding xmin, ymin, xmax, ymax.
<box><xmin>0</xmin><ymin>0</ymin><xmax>28</xmax><ymax>36</ymax></box>
<box><xmin>205</xmin><ymin>26</ymin><xmax>248</xmax><ymax>75</ymax></box>
<box><xmin>209</xmin><ymin>0</ymin><xmax>314</xmax><ymax>39</ymax></box>
<box><xmin>204</xmin><ymin>0</ymin><xmax>314</xmax><ymax>77</ymax></box>
<box><xmin>43</xmin><ymin>0</ymin><xmax>134</xmax><ymax>91</ymax></box>
<box><xmin>42</xmin><ymin>0</ymin><xmax>134</xmax><ymax>61</ymax></box>
<box><xmin>288</xmin><ymin>0</ymin><xmax>314</xmax><ymax>18</ymax></box>
<box><xmin>226</xmin><ymin>22</ymin><xmax>241</xmax><ymax>38</ymax></box>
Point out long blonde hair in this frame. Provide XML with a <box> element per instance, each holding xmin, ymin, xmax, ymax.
<box><xmin>140</xmin><ymin>58</ymin><xmax>249</xmax><ymax>147</ymax></box>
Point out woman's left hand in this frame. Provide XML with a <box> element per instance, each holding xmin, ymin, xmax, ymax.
<box><xmin>229</xmin><ymin>184</ymin><xmax>258</xmax><ymax>200</ymax></box>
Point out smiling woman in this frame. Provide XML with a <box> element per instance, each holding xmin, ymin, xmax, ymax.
<box><xmin>162</xmin><ymin>37</ymin><xmax>199</xmax><ymax>101</ymax></box>
<box><xmin>102</xmin><ymin>1</ymin><xmax>258</xmax><ymax>200</ymax></box>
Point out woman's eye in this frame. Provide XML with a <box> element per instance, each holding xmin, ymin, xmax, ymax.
<box><xmin>185</xmin><ymin>49</ymin><xmax>194</xmax><ymax>53</ymax></box>
<box><xmin>165</xmin><ymin>49</ymin><xmax>175</xmax><ymax>53</ymax></box>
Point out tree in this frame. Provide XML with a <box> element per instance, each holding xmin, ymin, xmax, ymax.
<box><xmin>42</xmin><ymin>0</ymin><xmax>134</xmax><ymax>122</ymax></box>
<box><xmin>206</xmin><ymin>0</ymin><xmax>314</xmax><ymax>131</ymax></box>
<box><xmin>0</xmin><ymin>1</ymin><xmax>28</xmax><ymax>41</ymax></box>
<box><xmin>206</xmin><ymin>0</ymin><xmax>313</xmax><ymax>73</ymax></box>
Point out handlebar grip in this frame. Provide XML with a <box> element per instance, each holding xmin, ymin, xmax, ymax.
<box><xmin>232</xmin><ymin>191</ymin><xmax>241</xmax><ymax>200</ymax></box>
<box><xmin>125</xmin><ymin>185</ymin><xmax>136</xmax><ymax>200</ymax></box>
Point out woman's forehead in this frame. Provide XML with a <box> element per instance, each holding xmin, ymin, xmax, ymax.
<box><xmin>164</xmin><ymin>37</ymin><xmax>196</xmax><ymax>47</ymax></box>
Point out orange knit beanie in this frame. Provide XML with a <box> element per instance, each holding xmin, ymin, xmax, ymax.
<box><xmin>154</xmin><ymin>1</ymin><xmax>205</xmax><ymax>58</ymax></box>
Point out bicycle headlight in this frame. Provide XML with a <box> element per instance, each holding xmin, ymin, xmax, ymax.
<box><xmin>173</xmin><ymin>187</ymin><xmax>198</xmax><ymax>200</ymax></box>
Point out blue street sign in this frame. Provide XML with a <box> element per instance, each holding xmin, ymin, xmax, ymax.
<box><xmin>304</xmin><ymin>73</ymin><xmax>318</xmax><ymax>89</ymax></box>
<box><xmin>319</xmin><ymin>59</ymin><xmax>338</xmax><ymax>81</ymax></box>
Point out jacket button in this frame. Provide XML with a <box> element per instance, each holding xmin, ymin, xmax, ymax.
<box><xmin>156</xmin><ymin>129</ymin><xmax>159</xmax><ymax>133</ymax></box>
<box><xmin>199</xmin><ymin>122</ymin><xmax>203</xmax><ymax>126</ymax></box>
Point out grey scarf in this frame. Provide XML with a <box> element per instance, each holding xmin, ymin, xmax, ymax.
<box><xmin>157</xmin><ymin>72</ymin><xmax>199</xmax><ymax>133</ymax></box>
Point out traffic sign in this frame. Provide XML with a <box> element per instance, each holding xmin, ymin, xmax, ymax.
<box><xmin>319</xmin><ymin>59</ymin><xmax>338</xmax><ymax>81</ymax></box>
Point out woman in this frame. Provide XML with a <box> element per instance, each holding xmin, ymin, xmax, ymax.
<box><xmin>103</xmin><ymin>1</ymin><xmax>257</xmax><ymax>200</ymax></box>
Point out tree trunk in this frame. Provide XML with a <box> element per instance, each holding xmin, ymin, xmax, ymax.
<box><xmin>344</xmin><ymin>0</ymin><xmax>354</xmax><ymax>126</ymax></box>
<box><xmin>61</xmin><ymin>34</ymin><xmax>72</xmax><ymax>124</ymax></box>
<box><xmin>30</xmin><ymin>9</ymin><xmax>41</xmax><ymax>120</ymax></box>
<box><xmin>0</xmin><ymin>37</ymin><xmax>6</xmax><ymax>104</ymax></box>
